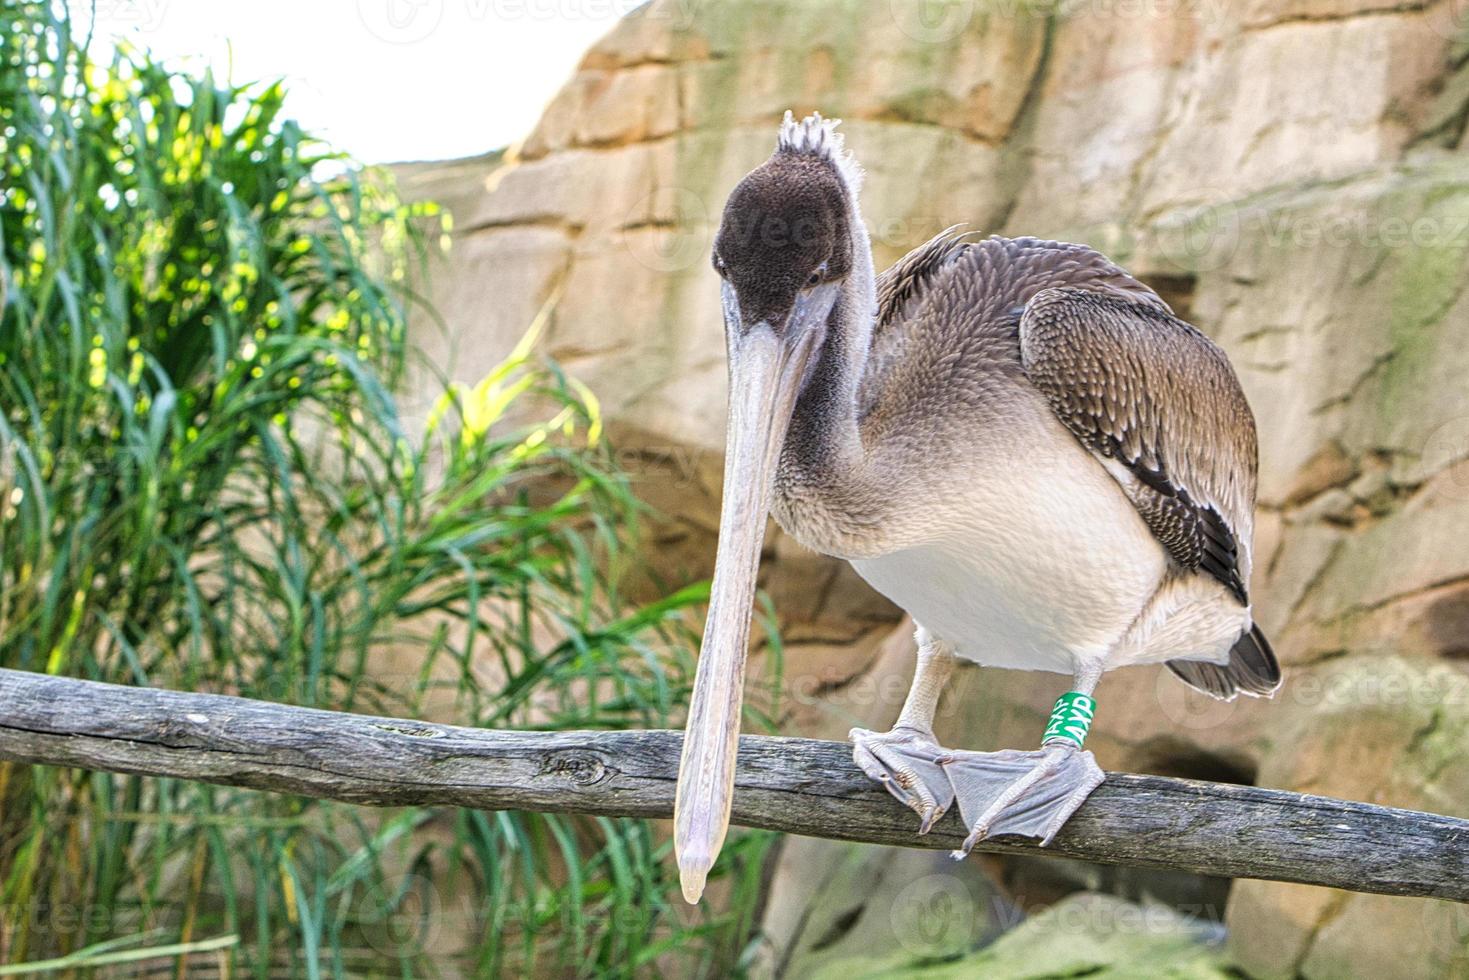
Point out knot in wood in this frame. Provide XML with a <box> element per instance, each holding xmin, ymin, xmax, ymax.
<box><xmin>371</xmin><ymin>722</ymin><xmax>442</xmax><ymax>739</ymax></box>
<box><xmin>542</xmin><ymin>749</ymin><xmax>612</xmax><ymax>787</ymax></box>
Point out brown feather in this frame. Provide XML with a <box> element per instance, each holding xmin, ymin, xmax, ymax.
<box><xmin>1166</xmin><ymin>624</ymin><xmax>1282</xmax><ymax>699</ymax></box>
<box><xmin>1018</xmin><ymin>286</ymin><xmax>1259</xmax><ymax>603</ymax></box>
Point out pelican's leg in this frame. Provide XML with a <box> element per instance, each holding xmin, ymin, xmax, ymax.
<box><xmin>849</xmin><ymin>627</ymin><xmax>957</xmax><ymax>834</ymax></box>
<box><xmin>940</xmin><ymin>663</ymin><xmax>1106</xmax><ymax>858</ymax></box>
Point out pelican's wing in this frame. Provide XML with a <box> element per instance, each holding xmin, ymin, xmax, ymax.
<box><xmin>861</xmin><ymin>227</ymin><xmax>973</xmax><ymax>414</ymax></box>
<box><xmin>1018</xmin><ymin>286</ymin><xmax>1259</xmax><ymax>604</ymax></box>
<box><xmin>874</xmin><ymin>227</ymin><xmax>973</xmax><ymax>332</ymax></box>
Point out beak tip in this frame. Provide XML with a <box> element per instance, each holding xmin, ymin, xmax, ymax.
<box><xmin>677</xmin><ymin>850</ymin><xmax>713</xmax><ymax>905</ymax></box>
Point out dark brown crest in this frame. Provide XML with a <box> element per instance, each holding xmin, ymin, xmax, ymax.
<box><xmin>714</xmin><ymin>139</ymin><xmax>855</xmax><ymax>329</ymax></box>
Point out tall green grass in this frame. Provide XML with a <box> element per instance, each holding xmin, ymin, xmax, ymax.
<box><xmin>0</xmin><ymin>4</ymin><xmax>774</xmax><ymax>975</ymax></box>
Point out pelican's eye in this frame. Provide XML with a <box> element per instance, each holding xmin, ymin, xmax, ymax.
<box><xmin>805</xmin><ymin>262</ymin><xmax>828</xmax><ymax>288</ymax></box>
<box><xmin>712</xmin><ymin>252</ymin><xmax>728</xmax><ymax>278</ymax></box>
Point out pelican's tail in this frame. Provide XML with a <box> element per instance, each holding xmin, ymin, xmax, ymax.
<box><xmin>1166</xmin><ymin>624</ymin><xmax>1281</xmax><ymax>701</ymax></box>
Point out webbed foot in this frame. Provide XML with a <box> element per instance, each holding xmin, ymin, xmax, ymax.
<box><xmin>939</xmin><ymin>744</ymin><xmax>1104</xmax><ymax>857</ymax></box>
<box><xmin>850</xmin><ymin>725</ymin><xmax>955</xmax><ymax>834</ymax></box>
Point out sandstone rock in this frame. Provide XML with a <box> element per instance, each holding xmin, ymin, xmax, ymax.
<box><xmin>793</xmin><ymin>892</ymin><xmax>1235</xmax><ymax>979</ymax></box>
<box><xmin>524</xmin><ymin>64</ymin><xmax>681</xmax><ymax>159</ymax></box>
<box><xmin>1285</xmin><ymin>441</ymin><xmax>1358</xmax><ymax>507</ymax></box>
<box><xmin>1228</xmin><ymin>655</ymin><xmax>1469</xmax><ymax>978</ymax></box>
<box><xmin>1412</xmin><ymin>581</ymin><xmax>1469</xmax><ymax>660</ymax></box>
<box><xmin>756</xmin><ymin>841</ymin><xmax>1009</xmax><ymax>979</ymax></box>
<box><xmin>1225</xmin><ymin>880</ymin><xmax>1340</xmax><ymax>980</ymax></box>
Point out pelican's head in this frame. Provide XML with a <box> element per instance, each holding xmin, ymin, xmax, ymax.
<box><xmin>674</xmin><ymin>112</ymin><xmax>862</xmax><ymax>904</ymax></box>
<box><xmin>713</xmin><ymin>112</ymin><xmax>862</xmax><ymax>347</ymax></box>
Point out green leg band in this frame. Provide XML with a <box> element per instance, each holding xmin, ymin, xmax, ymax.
<box><xmin>1042</xmin><ymin>691</ymin><xmax>1096</xmax><ymax>748</ymax></box>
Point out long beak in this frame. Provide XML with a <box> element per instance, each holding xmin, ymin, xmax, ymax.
<box><xmin>674</xmin><ymin>313</ymin><xmax>817</xmax><ymax>904</ymax></box>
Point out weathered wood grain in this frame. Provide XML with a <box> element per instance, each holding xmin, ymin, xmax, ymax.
<box><xmin>1</xmin><ymin>667</ymin><xmax>1466</xmax><ymax>901</ymax></box>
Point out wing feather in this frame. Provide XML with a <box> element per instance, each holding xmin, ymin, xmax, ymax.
<box><xmin>862</xmin><ymin>228</ymin><xmax>974</xmax><ymax>414</ymax></box>
<box><xmin>1018</xmin><ymin>286</ymin><xmax>1259</xmax><ymax>603</ymax></box>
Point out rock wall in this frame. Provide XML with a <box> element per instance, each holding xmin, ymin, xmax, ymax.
<box><xmin>395</xmin><ymin>1</ymin><xmax>1469</xmax><ymax>976</ymax></box>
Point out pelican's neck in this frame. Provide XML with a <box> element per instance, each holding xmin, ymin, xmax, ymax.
<box><xmin>780</xmin><ymin>211</ymin><xmax>876</xmax><ymax>489</ymax></box>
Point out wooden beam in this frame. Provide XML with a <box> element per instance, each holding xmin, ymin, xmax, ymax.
<box><xmin>1</xmin><ymin>667</ymin><xmax>1465</xmax><ymax>902</ymax></box>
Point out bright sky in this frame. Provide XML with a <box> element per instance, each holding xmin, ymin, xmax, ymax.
<box><xmin>76</xmin><ymin>0</ymin><xmax>641</xmax><ymax>163</ymax></box>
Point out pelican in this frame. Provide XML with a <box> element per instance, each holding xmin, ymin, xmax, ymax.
<box><xmin>672</xmin><ymin>112</ymin><xmax>1280</xmax><ymax>904</ymax></box>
